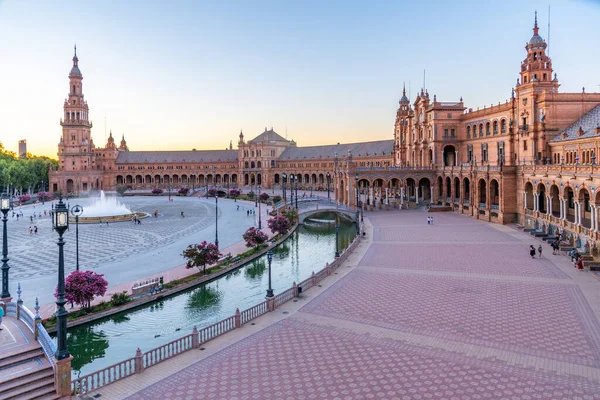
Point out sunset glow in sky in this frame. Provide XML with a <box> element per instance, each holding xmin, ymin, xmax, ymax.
<box><xmin>1</xmin><ymin>0</ymin><xmax>599</xmax><ymax>158</ymax></box>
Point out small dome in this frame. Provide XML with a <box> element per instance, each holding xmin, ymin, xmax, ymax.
<box><xmin>529</xmin><ymin>34</ymin><xmax>544</xmax><ymax>45</ymax></box>
<box><xmin>400</xmin><ymin>94</ymin><xmax>409</xmax><ymax>104</ymax></box>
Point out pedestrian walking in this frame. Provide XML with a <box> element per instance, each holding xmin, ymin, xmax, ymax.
<box><xmin>29</xmin><ymin>227</ymin><xmax>33</xmax><ymax>236</ymax></box>
<box><xmin>431</xmin><ymin>216</ymin><xmax>434</xmax><ymax>225</ymax></box>
<box><xmin>577</xmin><ymin>257</ymin><xmax>585</xmax><ymax>271</ymax></box>
<box><xmin>570</xmin><ymin>249</ymin><xmax>577</xmax><ymax>263</ymax></box>
<box><xmin>106</xmin><ymin>220</ymin><xmax>109</xmax><ymax>227</ymax></box>
<box><xmin>0</xmin><ymin>303</ymin><xmax>4</xmax><ymax>330</ymax></box>
<box><xmin>529</xmin><ymin>245</ymin><xmax>536</xmax><ymax>259</ymax></box>
<box><xmin>34</xmin><ymin>226</ymin><xmax>38</xmax><ymax>234</ymax></box>
<box><xmin>537</xmin><ymin>245</ymin><xmax>542</xmax><ymax>258</ymax></box>
<box><xmin>181</xmin><ymin>211</ymin><xmax>185</xmax><ymax>218</ymax></box>
<box><xmin>427</xmin><ymin>217</ymin><xmax>430</xmax><ymax>225</ymax></box>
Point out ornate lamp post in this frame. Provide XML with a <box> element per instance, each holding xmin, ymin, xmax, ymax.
<box><xmin>1</xmin><ymin>192</ymin><xmax>12</xmax><ymax>300</ymax></box>
<box><xmin>355</xmin><ymin>173</ymin><xmax>360</xmax><ymax>236</ymax></box>
<box><xmin>258</xmin><ymin>186</ymin><xmax>262</xmax><ymax>229</ymax></box>
<box><xmin>326</xmin><ymin>173</ymin><xmax>331</xmax><ymax>202</ymax></box>
<box><xmin>215</xmin><ymin>191</ymin><xmax>219</xmax><ymax>249</ymax></box>
<box><xmin>295</xmin><ymin>177</ymin><xmax>299</xmax><ymax>209</ymax></box>
<box><xmin>206</xmin><ymin>179</ymin><xmax>209</xmax><ymax>199</ymax></box>
<box><xmin>266</xmin><ymin>250</ymin><xmax>274</xmax><ymax>298</ymax></box>
<box><xmin>290</xmin><ymin>174</ymin><xmax>295</xmax><ymax>207</ymax></box>
<box><xmin>167</xmin><ymin>185</ymin><xmax>171</xmax><ymax>201</ymax></box>
<box><xmin>70</xmin><ymin>205</ymin><xmax>84</xmax><ymax>271</ymax></box>
<box><xmin>282</xmin><ymin>173</ymin><xmax>287</xmax><ymax>202</ymax></box>
<box><xmin>334</xmin><ymin>224</ymin><xmax>340</xmax><ymax>258</ymax></box>
<box><xmin>52</xmin><ymin>196</ymin><xmax>70</xmax><ymax>361</ymax></box>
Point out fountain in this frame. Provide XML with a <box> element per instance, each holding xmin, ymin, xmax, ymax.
<box><xmin>71</xmin><ymin>191</ymin><xmax>149</xmax><ymax>223</ymax></box>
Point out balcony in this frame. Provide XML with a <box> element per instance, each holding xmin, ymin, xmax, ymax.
<box><xmin>519</xmin><ymin>124</ymin><xmax>529</xmax><ymax>132</ymax></box>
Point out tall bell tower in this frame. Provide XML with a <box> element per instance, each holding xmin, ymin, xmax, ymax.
<box><xmin>514</xmin><ymin>12</ymin><xmax>560</xmax><ymax>163</ymax></box>
<box><xmin>58</xmin><ymin>46</ymin><xmax>96</xmax><ymax>173</ymax></box>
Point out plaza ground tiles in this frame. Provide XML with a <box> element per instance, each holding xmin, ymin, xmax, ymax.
<box><xmin>86</xmin><ymin>211</ymin><xmax>600</xmax><ymax>399</ymax></box>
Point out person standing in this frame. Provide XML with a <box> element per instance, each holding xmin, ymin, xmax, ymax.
<box><xmin>529</xmin><ymin>245</ymin><xmax>536</xmax><ymax>259</ymax></box>
<box><xmin>537</xmin><ymin>245</ymin><xmax>542</xmax><ymax>258</ymax></box>
<box><xmin>577</xmin><ymin>257</ymin><xmax>584</xmax><ymax>271</ymax></box>
<box><xmin>0</xmin><ymin>303</ymin><xmax>4</xmax><ymax>330</ymax></box>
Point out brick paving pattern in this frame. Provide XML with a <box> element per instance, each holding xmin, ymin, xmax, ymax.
<box><xmin>94</xmin><ymin>210</ymin><xmax>600</xmax><ymax>400</ymax></box>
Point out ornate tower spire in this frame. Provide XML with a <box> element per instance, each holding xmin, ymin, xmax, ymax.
<box><xmin>533</xmin><ymin>10</ymin><xmax>538</xmax><ymax>35</ymax></box>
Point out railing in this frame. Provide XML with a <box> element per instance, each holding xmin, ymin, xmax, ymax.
<box><xmin>19</xmin><ymin>304</ymin><xmax>35</xmax><ymax>333</ymax></box>
<box><xmin>37</xmin><ymin>322</ymin><xmax>57</xmax><ymax>370</ymax></box>
<box><xmin>5</xmin><ymin>302</ymin><xmax>17</xmax><ymax>316</ymax></box>
<box><xmin>479</xmin><ymin>203</ymin><xmax>486</xmax><ymax>208</ymax></box>
<box><xmin>198</xmin><ymin>316</ymin><xmax>236</xmax><ymax>344</ymax></box>
<box><xmin>144</xmin><ymin>334</ymin><xmax>194</xmax><ymax>368</ymax></box>
<box><xmin>240</xmin><ymin>301</ymin><xmax>268</xmax><ymax>324</ymax></box>
<box><xmin>72</xmin><ymin>358</ymin><xmax>136</xmax><ymax>395</ymax></box>
<box><xmin>491</xmin><ymin>204</ymin><xmax>500</xmax><ymax>210</ymax></box>
<box><xmin>275</xmin><ymin>288</ymin><xmax>296</xmax><ymax>308</ymax></box>
<box><xmin>72</xmin><ymin>236</ymin><xmax>362</xmax><ymax>395</ymax></box>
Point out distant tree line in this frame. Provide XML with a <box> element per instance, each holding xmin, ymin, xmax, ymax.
<box><xmin>0</xmin><ymin>142</ymin><xmax>58</xmax><ymax>195</ymax></box>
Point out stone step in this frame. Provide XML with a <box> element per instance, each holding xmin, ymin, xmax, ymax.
<box><xmin>2</xmin><ymin>378</ymin><xmax>57</xmax><ymax>400</ymax></box>
<box><xmin>0</xmin><ymin>348</ymin><xmax>44</xmax><ymax>370</ymax></box>
<box><xmin>0</xmin><ymin>367</ymin><xmax>53</xmax><ymax>396</ymax></box>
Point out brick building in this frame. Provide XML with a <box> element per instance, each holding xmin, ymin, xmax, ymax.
<box><xmin>50</xmin><ymin>15</ymin><xmax>600</xmax><ymax>251</ymax></box>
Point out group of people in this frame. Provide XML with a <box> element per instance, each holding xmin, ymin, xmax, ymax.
<box><xmin>28</xmin><ymin>225</ymin><xmax>38</xmax><ymax>235</ymax></box>
<box><xmin>570</xmin><ymin>249</ymin><xmax>585</xmax><ymax>271</ymax></box>
<box><xmin>529</xmin><ymin>245</ymin><xmax>543</xmax><ymax>258</ymax></box>
<box><xmin>426</xmin><ymin>216</ymin><xmax>434</xmax><ymax>225</ymax></box>
<box><xmin>236</xmin><ymin>204</ymin><xmax>256</xmax><ymax>216</ymax></box>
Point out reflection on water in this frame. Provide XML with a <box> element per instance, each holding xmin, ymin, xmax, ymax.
<box><xmin>60</xmin><ymin>218</ymin><xmax>355</xmax><ymax>377</ymax></box>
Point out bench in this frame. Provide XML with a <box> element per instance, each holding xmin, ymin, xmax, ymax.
<box><xmin>218</xmin><ymin>253</ymin><xmax>232</xmax><ymax>263</ymax></box>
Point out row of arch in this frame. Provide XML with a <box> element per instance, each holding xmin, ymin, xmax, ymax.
<box><xmin>524</xmin><ymin>181</ymin><xmax>598</xmax><ymax>229</ymax></box>
<box><xmin>116</xmin><ymin>174</ymin><xmax>238</xmax><ymax>187</ymax></box>
<box><xmin>466</xmin><ymin>119</ymin><xmax>507</xmax><ymax>138</ymax></box>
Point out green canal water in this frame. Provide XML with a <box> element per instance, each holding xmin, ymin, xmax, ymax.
<box><xmin>60</xmin><ymin>214</ymin><xmax>356</xmax><ymax>378</ymax></box>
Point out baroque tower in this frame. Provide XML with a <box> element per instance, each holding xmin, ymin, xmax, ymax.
<box><xmin>55</xmin><ymin>47</ymin><xmax>101</xmax><ymax>193</ymax></box>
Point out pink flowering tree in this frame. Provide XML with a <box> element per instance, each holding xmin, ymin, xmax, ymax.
<box><xmin>152</xmin><ymin>187</ymin><xmax>163</xmax><ymax>195</ymax></box>
<box><xmin>268</xmin><ymin>215</ymin><xmax>291</xmax><ymax>236</ymax></box>
<box><xmin>183</xmin><ymin>241</ymin><xmax>222</xmax><ymax>275</ymax></box>
<box><xmin>259</xmin><ymin>192</ymin><xmax>270</xmax><ymax>202</ymax></box>
<box><xmin>207</xmin><ymin>188</ymin><xmax>217</xmax><ymax>197</ymax></box>
<box><xmin>229</xmin><ymin>188</ymin><xmax>241</xmax><ymax>201</ymax></box>
<box><xmin>56</xmin><ymin>270</ymin><xmax>108</xmax><ymax>310</ymax></box>
<box><xmin>178</xmin><ymin>187</ymin><xmax>189</xmax><ymax>196</ymax></box>
<box><xmin>243</xmin><ymin>227</ymin><xmax>268</xmax><ymax>248</ymax></box>
<box><xmin>37</xmin><ymin>192</ymin><xmax>52</xmax><ymax>202</ymax></box>
<box><xmin>18</xmin><ymin>194</ymin><xmax>31</xmax><ymax>203</ymax></box>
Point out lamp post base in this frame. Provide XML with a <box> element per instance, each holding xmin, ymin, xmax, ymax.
<box><xmin>53</xmin><ymin>355</ymin><xmax>73</xmax><ymax>397</ymax></box>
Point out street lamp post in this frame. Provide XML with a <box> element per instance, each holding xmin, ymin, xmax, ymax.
<box><xmin>295</xmin><ymin>178</ymin><xmax>299</xmax><ymax>209</ymax></box>
<box><xmin>52</xmin><ymin>196</ymin><xmax>70</xmax><ymax>360</ymax></box>
<box><xmin>1</xmin><ymin>192</ymin><xmax>12</xmax><ymax>300</ymax></box>
<box><xmin>258</xmin><ymin>186</ymin><xmax>262</xmax><ymax>229</ymax></box>
<box><xmin>168</xmin><ymin>185</ymin><xmax>171</xmax><ymax>201</ymax></box>
<box><xmin>355</xmin><ymin>174</ymin><xmax>360</xmax><ymax>236</ymax></box>
<box><xmin>282</xmin><ymin>173</ymin><xmax>287</xmax><ymax>202</ymax></box>
<box><xmin>215</xmin><ymin>192</ymin><xmax>219</xmax><ymax>249</ymax></box>
<box><xmin>266</xmin><ymin>250</ymin><xmax>274</xmax><ymax>297</ymax></box>
<box><xmin>289</xmin><ymin>175</ymin><xmax>294</xmax><ymax>207</ymax></box>
<box><xmin>206</xmin><ymin>180</ymin><xmax>209</xmax><ymax>199</ymax></box>
<box><xmin>326</xmin><ymin>173</ymin><xmax>331</xmax><ymax>202</ymax></box>
<box><xmin>335</xmin><ymin>224</ymin><xmax>340</xmax><ymax>258</ymax></box>
<box><xmin>254</xmin><ymin>183</ymin><xmax>258</xmax><ymax>207</ymax></box>
<box><xmin>70</xmin><ymin>205</ymin><xmax>84</xmax><ymax>271</ymax></box>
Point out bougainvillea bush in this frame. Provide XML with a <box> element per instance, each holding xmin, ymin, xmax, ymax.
<box><xmin>182</xmin><ymin>241</ymin><xmax>221</xmax><ymax>275</ymax></box>
<box><xmin>151</xmin><ymin>188</ymin><xmax>164</xmax><ymax>195</ymax></box>
<box><xmin>57</xmin><ymin>270</ymin><xmax>108</xmax><ymax>310</ymax></box>
<box><xmin>178</xmin><ymin>187</ymin><xmax>189</xmax><ymax>196</ymax></box>
<box><xmin>267</xmin><ymin>215</ymin><xmax>291</xmax><ymax>236</ymax></box>
<box><xmin>242</xmin><ymin>227</ymin><xmax>268</xmax><ymax>248</ymax></box>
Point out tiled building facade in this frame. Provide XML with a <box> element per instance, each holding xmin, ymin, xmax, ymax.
<box><xmin>50</xmin><ymin>16</ymin><xmax>600</xmax><ymax>250</ymax></box>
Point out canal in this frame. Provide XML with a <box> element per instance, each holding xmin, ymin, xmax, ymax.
<box><xmin>60</xmin><ymin>214</ymin><xmax>356</xmax><ymax>378</ymax></box>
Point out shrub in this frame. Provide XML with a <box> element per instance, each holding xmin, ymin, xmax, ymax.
<box><xmin>207</xmin><ymin>188</ymin><xmax>217</xmax><ymax>197</ymax></box>
<box><xmin>18</xmin><ymin>194</ymin><xmax>31</xmax><ymax>203</ymax></box>
<box><xmin>152</xmin><ymin>188</ymin><xmax>164</xmax><ymax>195</ymax></box>
<box><xmin>259</xmin><ymin>192</ymin><xmax>270</xmax><ymax>202</ymax></box>
<box><xmin>116</xmin><ymin>186</ymin><xmax>128</xmax><ymax>197</ymax></box>
<box><xmin>247</xmin><ymin>191</ymin><xmax>255</xmax><ymax>199</ymax></box>
<box><xmin>110</xmin><ymin>291</ymin><xmax>131</xmax><ymax>306</ymax></box>
<box><xmin>229</xmin><ymin>188</ymin><xmax>241</xmax><ymax>199</ymax></box>
<box><xmin>178</xmin><ymin>187</ymin><xmax>189</xmax><ymax>196</ymax></box>
<box><xmin>242</xmin><ymin>226</ymin><xmax>268</xmax><ymax>248</ymax></box>
<box><xmin>273</xmin><ymin>196</ymin><xmax>282</xmax><ymax>204</ymax></box>
<box><xmin>281</xmin><ymin>208</ymin><xmax>299</xmax><ymax>224</ymax></box>
<box><xmin>37</xmin><ymin>192</ymin><xmax>53</xmax><ymax>202</ymax></box>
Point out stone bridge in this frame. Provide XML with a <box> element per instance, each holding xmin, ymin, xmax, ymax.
<box><xmin>298</xmin><ymin>206</ymin><xmax>357</xmax><ymax>224</ymax></box>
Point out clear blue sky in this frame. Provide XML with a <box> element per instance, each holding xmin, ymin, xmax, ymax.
<box><xmin>1</xmin><ymin>0</ymin><xmax>599</xmax><ymax>158</ymax></box>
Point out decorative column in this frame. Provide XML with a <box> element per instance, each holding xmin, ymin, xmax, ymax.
<box><xmin>415</xmin><ymin>186</ymin><xmax>419</xmax><ymax>203</ymax></box>
<box><xmin>400</xmin><ymin>187</ymin><xmax>404</xmax><ymax>206</ymax></box>
<box><xmin>591</xmin><ymin>205</ymin><xmax>596</xmax><ymax>231</ymax></box>
<box><xmin>455</xmin><ymin>151</ymin><xmax>459</xmax><ymax>167</ymax></box>
<box><xmin>574</xmin><ymin>202</ymin><xmax>580</xmax><ymax>225</ymax></box>
<box><xmin>548</xmin><ymin>196</ymin><xmax>552</xmax><ymax>216</ymax></box>
<box><xmin>430</xmin><ymin>186</ymin><xmax>434</xmax><ymax>204</ymax></box>
<box><xmin>524</xmin><ymin>192</ymin><xmax>528</xmax><ymax>210</ymax></box>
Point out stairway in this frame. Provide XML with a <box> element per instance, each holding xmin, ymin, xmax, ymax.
<box><xmin>0</xmin><ymin>343</ymin><xmax>58</xmax><ymax>400</ymax></box>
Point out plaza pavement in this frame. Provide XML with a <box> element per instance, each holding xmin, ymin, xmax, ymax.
<box><xmin>6</xmin><ymin>196</ymin><xmax>269</xmax><ymax>313</ymax></box>
<box><xmin>85</xmin><ymin>209</ymin><xmax>600</xmax><ymax>400</ymax></box>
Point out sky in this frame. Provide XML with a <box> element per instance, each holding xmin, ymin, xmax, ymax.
<box><xmin>0</xmin><ymin>0</ymin><xmax>599</xmax><ymax>159</ymax></box>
